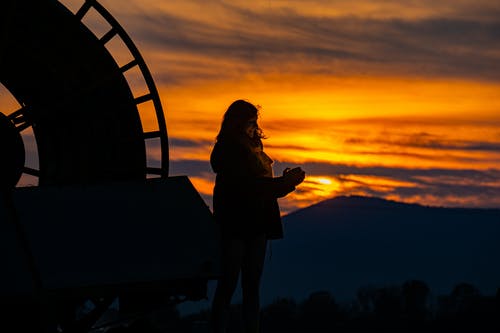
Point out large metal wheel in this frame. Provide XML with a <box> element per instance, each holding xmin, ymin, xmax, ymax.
<box><xmin>0</xmin><ymin>1</ymin><xmax>181</xmax><ymax>331</ymax></box>
<box><xmin>0</xmin><ymin>0</ymin><xmax>169</xmax><ymax>187</ymax></box>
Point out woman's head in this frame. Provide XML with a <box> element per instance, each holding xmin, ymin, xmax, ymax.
<box><xmin>216</xmin><ymin>100</ymin><xmax>265</xmax><ymax>144</ymax></box>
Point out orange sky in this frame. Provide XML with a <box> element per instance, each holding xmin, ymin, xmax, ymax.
<box><xmin>3</xmin><ymin>0</ymin><xmax>500</xmax><ymax>212</ymax></box>
<box><xmin>159</xmin><ymin>75</ymin><xmax>500</xmax><ymax>211</ymax></box>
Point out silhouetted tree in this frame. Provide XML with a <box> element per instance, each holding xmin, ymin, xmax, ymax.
<box><xmin>356</xmin><ymin>285</ymin><xmax>378</xmax><ymax>314</ymax></box>
<box><xmin>435</xmin><ymin>282</ymin><xmax>499</xmax><ymax>331</ymax></box>
<box><xmin>373</xmin><ymin>285</ymin><xmax>403</xmax><ymax>325</ymax></box>
<box><xmin>353</xmin><ymin>284</ymin><xmax>408</xmax><ymax>330</ymax></box>
<box><xmin>448</xmin><ymin>282</ymin><xmax>481</xmax><ymax>321</ymax></box>
<box><xmin>496</xmin><ymin>287</ymin><xmax>500</xmax><ymax>313</ymax></box>
<box><xmin>401</xmin><ymin>279</ymin><xmax>430</xmax><ymax>325</ymax></box>
<box><xmin>181</xmin><ymin>282</ymin><xmax>500</xmax><ymax>333</ymax></box>
<box><xmin>261</xmin><ymin>297</ymin><xmax>298</xmax><ymax>332</ymax></box>
<box><xmin>451</xmin><ymin>283</ymin><xmax>479</xmax><ymax>304</ymax></box>
<box><xmin>298</xmin><ymin>291</ymin><xmax>338</xmax><ymax>332</ymax></box>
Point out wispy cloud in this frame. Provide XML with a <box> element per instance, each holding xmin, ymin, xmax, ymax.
<box><xmin>273</xmin><ymin>160</ymin><xmax>500</xmax><ymax>210</ymax></box>
<box><xmin>345</xmin><ymin>132</ymin><xmax>500</xmax><ymax>152</ymax></box>
<box><xmin>169</xmin><ymin>137</ymin><xmax>213</xmax><ymax>148</ymax></box>
<box><xmin>95</xmin><ymin>0</ymin><xmax>500</xmax><ymax>84</ymax></box>
<box><xmin>33</xmin><ymin>1</ymin><xmax>500</xmax><ymax>212</ymax></box>
<box><xmin>165</xmin><ymin>157</ymin><xmax>500</xmax><ymax>213</ymax></box>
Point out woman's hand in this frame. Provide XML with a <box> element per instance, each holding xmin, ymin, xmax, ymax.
<box><xmin>283</xmin><ymin>167</ymin><xmax>306</xmax><ymax>186</ymax></box>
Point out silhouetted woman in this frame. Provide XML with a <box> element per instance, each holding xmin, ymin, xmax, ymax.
<box><xmin>210</xmin><ymin>100</ymin><xmax>305</xmax><ymax>333</ymax></box>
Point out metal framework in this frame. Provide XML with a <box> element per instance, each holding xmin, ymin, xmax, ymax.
<box><xmin>7</xmin><ymin>0</ymin><xmax>169</xmax><ymax>181</ymax></box>
<box><xmin>75</xmin><ymin>0</ymin><xmax>169</xmax><ymax>178</ymax></box>
<box><xmin>0</xmin><ymin>2</ymin><xmax>222</xmax><ymax>331</ymax></box>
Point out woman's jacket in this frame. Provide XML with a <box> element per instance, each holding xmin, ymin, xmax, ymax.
<box><xmin>210</xmin><ymin>139</ymin><xmax>295</xmax><ymax>240</ymax></box>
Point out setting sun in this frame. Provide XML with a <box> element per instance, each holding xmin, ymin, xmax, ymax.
<box><xmin>317</xmin><ymin>178</ymin><xmax>332</xmax><ymax>185</ymax></box>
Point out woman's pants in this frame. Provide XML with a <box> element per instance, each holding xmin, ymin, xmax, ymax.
<box><xmin>211</xmin><ymin>234</ymin><xmax>267</xmax><ymax>333</ymax></box>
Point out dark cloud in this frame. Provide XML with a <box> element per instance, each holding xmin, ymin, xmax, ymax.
<box><xmin>122</xmin><ymin>3</ymin><xmax>500</xmax><ymax>82</ymax></box>
<box><xmin>277</xmin><ymin>159</ymin><xmax>500</xmax><ymax>187</ymax></box>
<box><xmin>345</xmin><ymin>133</ymin><xmax>500</xmax><ymax>152</ymax></box>
<box><xmin>169</xmin><ymin>137</ymin><xmax>213</xmax><ymax>148</ymax></box>
<box><xmin>268</xmin><ymin>131</ymin><xmax>500</xmax><ymax>164</ymax></box>
<box><xmin>165</xmin><ymin>157</ymin><xmax>500</xmax><ymax>209</ymax></box>
<box><xmin>145</xmin><ymin>136</ymin><xmax>213</xmax><ymax>153</ymax></box>
<box><xmin>353</xmin><ymin>150</ymin><xmax>445</xmax><ymax>161</ymax></box>
<box><xmin>287</xmin><ymin>160</ymin><xmax>500</xmax><ymax>182</ymax></box>
<box><xmin>266</xmin><ymin>143</ymin><xmax>316</xmax><ymax>151</ymax></box>
<box><xmin>290</xmin><ymin>161</ymin><xmax>500</xmax><ymax>208</ymax></box>
<box><xmin>144</xmin><ymin>138</ymin><xmax>213</xmax><ymax>175</ymax></box>
<box><xmin>169</xmin><ymin>159</ymin><xmax>212</xmax><ymax>177</ymax></box>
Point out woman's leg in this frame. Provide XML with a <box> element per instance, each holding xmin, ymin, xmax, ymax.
<box><xmin>211</xmin><ymin>238</ymin><xmax>244</xmax><ymax>333</ymax></box>
<box><xmin>241</xmin><ymin>235</ymin><xmax>267</xmax><ymax>333</ymax></box>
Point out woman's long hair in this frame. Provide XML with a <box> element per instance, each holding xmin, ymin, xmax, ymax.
<box><xmin>216</xmin><ymin>100</ymin><xmax>265</xmax><ymax>146</ymax></box>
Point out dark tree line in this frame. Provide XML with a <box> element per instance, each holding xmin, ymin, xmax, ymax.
<box><xmin>257</xmin><ymin>281</ymin><xmax>499</xmax><ymax>333</ymax></box>
<box><xmin>100</xmin><ymin>280</ymin><xmax>500</xmax><ymax>332</ymax></box>
<box><xmin>175</xmin><ymin>280</ymin><xmax>500</xmax><ymax>333</ymax></box>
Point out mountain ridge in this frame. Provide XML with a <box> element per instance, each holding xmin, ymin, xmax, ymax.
<box><xmin>284</xmin><ymin>195</ymin><xmax>500</xmax><ymax>219</ymax></box>
<box><xmin>263</xmin><ymin>194</ymin><xmax>500</xmax><ymax>304</ymax></box>
<box><xmin>179</xmin><ymin>195</ymin><xmax>500</xmax><ymax>315</ymax></box>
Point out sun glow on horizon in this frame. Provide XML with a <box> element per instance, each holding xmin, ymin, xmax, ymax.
<box><xmin>317</xmin><ymin>178</ymin><xmax>332</xmax><ymax>185</ymax></box>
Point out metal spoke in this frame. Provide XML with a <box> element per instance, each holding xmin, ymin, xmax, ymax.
<box><xmin>144</xmin><ymin>131</ymin><xmax>161</xmax><ymax>139</ymax></box>
<box><xmin>75</xmin><ymin>0</ymin><xmax>169</xmax><ymax>178</ymax></box>
<box><xmin>134</xmin><ymin>94</ymin><xmax>152</xmax><ymax>105</ymax></box>
<box><xmin>100</xmin><ymin>27</ymin><xmax>117</xmax><ymax>44</ymax></box>
<box><xmin>120</xmin><ymin>59</ymin><xmax>138</xmax><ymax>73</ymax></box>
<box><xmin>23</xmin><ymin>167</ymin><xmax>40</xmax><ymax>177</ymax></box>
<box><xmin>75</xmin><ymin>0</ymin><xmax>93</xmax><ymax>20</ymax></box>
<box><xmin>8</xmin><ymin>107</ymin><xmax>31</xmax><ymax>132</ymax></box>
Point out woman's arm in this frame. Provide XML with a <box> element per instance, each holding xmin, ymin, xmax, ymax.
<box><xmin>211</xmin><ymin>141</ymin><xmax>305</xmax><ymax>199</ymax></box>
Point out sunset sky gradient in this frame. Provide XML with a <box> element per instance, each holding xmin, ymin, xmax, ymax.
<box><xmin>3</xmin><ymin>0</ymin><xmax>500</xmax><ymax>213</ymax></box>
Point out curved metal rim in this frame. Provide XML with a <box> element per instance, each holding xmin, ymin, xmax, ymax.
<box><xmin>74</xmin><ymin>0</ymin><xmax>169</xmax><ymax>178</ymax></box>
